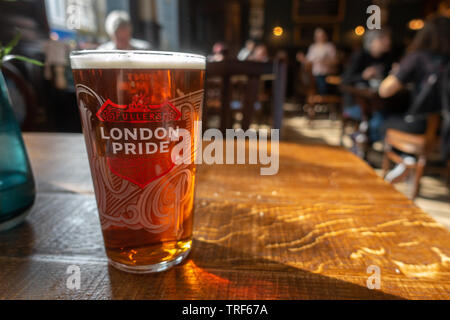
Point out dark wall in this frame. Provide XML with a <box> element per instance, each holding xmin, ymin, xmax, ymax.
<box><xmin>389</xmin><ymin>0</ymin><xmax>427</xmax><ymax>47</ymax></box>
<box><xmin>264</xmin><ymin>0</ymin><xmax>295</xmax><ymax>50</ymax></box>
<box><xmin>179</xmin><ymin>0</ymin><xmax>227</xmax><ymax>54</ymax></box>
<box><xmin>264</xmin><ymin>0</ymin><xmax>428</xmax><ymax>52</ymax></box>
<box><xmin>178</xmin><ymin>0</ymin><xmax>251</xmax><ymax>55</ymax></box>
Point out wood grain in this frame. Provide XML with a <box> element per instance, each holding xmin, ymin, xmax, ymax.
<box><xmin>0</xmin><ymin>132</ymin><xmax>448</xmax><ymax>299</ymax></box>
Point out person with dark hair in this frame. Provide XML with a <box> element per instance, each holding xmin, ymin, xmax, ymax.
<box><xmin>379</xmin><ymin>16</ymin><xmax>449</xmax><ymax>100</ymax></box>
<box><xmin>379</xmin><ymin>15</ymin><xmax>450</xmax><ymax>181</ymax></box>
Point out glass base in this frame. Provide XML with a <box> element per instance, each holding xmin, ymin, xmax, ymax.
<box><xmin>108</xmin><ymin>247</ymin><xmax>191</xmax><ymax>274</ymax></box>
<box><xmin>0</xmin><ymin>207</ymin><xmax>31</xmax><ymax>232</ymax></box>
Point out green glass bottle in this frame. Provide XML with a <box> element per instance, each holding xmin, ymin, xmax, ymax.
<box><xmin>0</xmin><ymin>71</ymin><xmax>35</xmax><ymax>231</ymax></box>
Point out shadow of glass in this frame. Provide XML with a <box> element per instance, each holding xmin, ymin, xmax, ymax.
<box><xmin>106</xmin><ymin>239</ymin><xmax>403</xmax><ymax>300</ymax></box>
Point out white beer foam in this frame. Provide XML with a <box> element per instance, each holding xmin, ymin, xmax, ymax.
<box><xmin>70</xmin><ymin>50</ymin><xmax>206</xmax><ymax>70</ymax></box>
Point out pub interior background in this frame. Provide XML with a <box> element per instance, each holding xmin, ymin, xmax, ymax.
<box><xmin>0</xmin><ymin>0</ymin><xmax>449</xmax><ymax>228</ymax></box>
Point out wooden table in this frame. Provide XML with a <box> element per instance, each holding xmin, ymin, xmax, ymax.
<box><xmin>1</xmin><ymin>133</ymin><xmax>449</xmax><ymax>299</ymax></box>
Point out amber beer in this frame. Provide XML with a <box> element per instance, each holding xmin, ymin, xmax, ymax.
<box><xmin>70</xmin><ymin>51</ymin><xmax>205</xmax><ymax>273</ymax></box>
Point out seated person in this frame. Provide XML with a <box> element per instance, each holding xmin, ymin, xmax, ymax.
<box><xmin>342</xmin><ymin>29</ymin><xmax>394</xmax><ymax>88</ymax></box>
<box><xmin>341</xmin><ymin>29</ymin><xmax>395</xmax><ymax>143</ymax></box>
<box><xmin>378</xmin><ymin>15</ymin><xmax>449</xmax><ymax>181</ymax></box>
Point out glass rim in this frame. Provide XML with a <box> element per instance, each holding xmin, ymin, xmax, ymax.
<box><xmin>70</xmin><ymin>50</ymin><xmax>206</xmax><ymax>60</ymax></box>
<box><xmin>70</xmin><ymin>50</ymin><xmax>206</xmax><ymax>70</ymax></box>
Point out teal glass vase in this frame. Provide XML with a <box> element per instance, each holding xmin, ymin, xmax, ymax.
<box><xmin>0</xmin><ymin>71</ymin><xmax>35</xmax><ymax>231</ymax></box>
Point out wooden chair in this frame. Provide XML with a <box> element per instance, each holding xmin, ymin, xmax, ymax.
<box><xmin>205</xmin><ymin>60</ymin><xmax>286</xmax><ymax>133</ymax></box>
<box><xmin>382</xmin><ymin>113</ymin><xmax>441</xmax><ymax>199</ymax></box>
<box><xmin>302</xmin><ymin>64</ymin><xmax>341</xmax><ymax>121</ymax></box>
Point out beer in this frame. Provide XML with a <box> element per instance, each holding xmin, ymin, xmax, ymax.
<box><xmin>70</xmin><ymin>51</ymin><xmax>205</xmax><ymax>273</ymax></box>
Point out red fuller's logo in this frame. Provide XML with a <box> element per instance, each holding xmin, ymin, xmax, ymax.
<box><xmin>97</xmin><ymin>94</ymin><xmax>182</xmax><ymax>189</ymax></box>
<box><xmin>96</xmin><ymin>94</ymin><xmax>181</xmax><ymax>123</ymax></box>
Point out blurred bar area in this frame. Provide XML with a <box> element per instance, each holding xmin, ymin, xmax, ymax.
<box><xmin>0</xmin><ymin>0</ymin><xmax>449</xmax><ymax>301</ymax></box>
<box><xmin>0</xmin><ymin>0</ymin><xmax>448</xmax><ymax>219</ymax></box>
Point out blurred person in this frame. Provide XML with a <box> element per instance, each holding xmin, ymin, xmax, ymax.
<box><xmin>98</xmin><ymin>11</ymin><xmax>150</xmax><ymax>50</ymax></box>
<box><xmin>297</xmin><ymin>28</ymin><xmax>338</xmax><ymax>94</ymax></box>
<box><xmin>207</xmin><ymin>42</ymin><xmax>228</xmax><ymax>62</ymax></box>
<box><xmin>341</xmin><ymin>29</ymin><xmax>395</xmax><ymax>146</ymax></box>
<box><xmin>248</xmin><ymin>44</ymin><xmax>269</xmax><ymax>62</ymax></box>
<box><xmin>237</xmin><ymin>39</ymin><xmax>255</xmax><ymax>61</ymax></box>
<box><xmin>343</xmin><ymin>29</ymin><xmax>393</xmax><ymax>87</ymax></box>
<box><xmin>378</xmin><ymin>15</ymin><xmax>450</xmax><ymax>181</ymax></box>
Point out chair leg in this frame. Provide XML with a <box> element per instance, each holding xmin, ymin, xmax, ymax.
<box><xmin>412</xmin><ymin>156</ymin><xmax>426</xmax><ymax>199</ymax></box>
<box><xmin>304</xmin><ymin>103</ymin><xmax>312</xmax><ymax>117</ymax></box>
<box><xmin>329</xmin><ymin>104</ymin><xmax>338</xmax><ymax>121</ymax></box>
<box><xmin>382</xmin><ymin>150</ymin><xmax>391</xmax><ymax>178</ymax></box>
<box><xmin>340</xmin><ymin>119</ymin><xmax>346</xmax><ymax>146</ymax></box>
<box><xmin>447</xmin><ymin>160</ymin><xmax>450</xmax><ymax>186</ymax></box>
<box><xmin>340</xmin><ymin>118</ymin><xmax>355</xmax><ymax>146</ymax></box>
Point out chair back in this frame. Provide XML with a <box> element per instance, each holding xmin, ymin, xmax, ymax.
<box><xmin>424</xmin><ymin>113</ymin><xmax>441</xmax><ymax>154</ymax></box>
<box><xmin>302</xmin><ymin>63</ymin><xmax>318</xmax><ymax>97</ymax></box>
<box><xmin>205</xmin><ymin>60</ymin><xmax>286</xmax><ymax>133</ymax></box>
<box><xmin>385</xmin><ymin>113</ymin><xmax>441</xmax><ymax>156</ymax></box>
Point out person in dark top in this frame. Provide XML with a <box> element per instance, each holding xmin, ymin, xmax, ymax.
<box><xmin>343</xmin><ymin>29</ymin><xmax>394</xmax><ymax>87</ymax></box>
<box><xmin>342</xmin><ymin>29</ymin><xmax>396</xmax><ymax>146</ymax></box>
<box><xmin>378</xmin><ymin>15</ymin><xmax>449</xmax><ymax>181</ymax></box>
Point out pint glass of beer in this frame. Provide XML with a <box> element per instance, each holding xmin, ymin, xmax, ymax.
<box><xmin>70</xmin><ymin>51</ymin><xmax>205</xmax><ymax>273</ymax></box>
